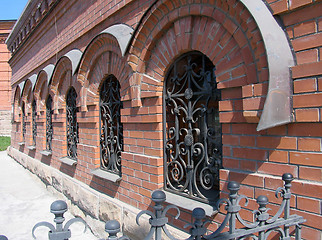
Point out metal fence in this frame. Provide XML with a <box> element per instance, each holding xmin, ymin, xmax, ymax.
<box><xmin>7</xmin><ymin>173</ymin><xmax>305</xmax><ymax>240</ymax></box>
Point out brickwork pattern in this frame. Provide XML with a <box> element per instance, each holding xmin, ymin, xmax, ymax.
<box><xmin>0</xmin><ymin>37</ymin><xmax>11</xmax><ymax>112</ymax></box>
<box><xmin>9</xmin><ymin>0</ymin><xmax>322</xmax><ymax>239</ymax></box>
<box><xmin>0</xmin><ymin>21</ymin><xmax>15</xmax><ymax>135</ymax></box>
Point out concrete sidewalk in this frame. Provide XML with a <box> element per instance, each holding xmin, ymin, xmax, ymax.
<box><xmin>0</xmin><ymin>151</ymin><xmax>97</xmax><ymax>240</ymax></box>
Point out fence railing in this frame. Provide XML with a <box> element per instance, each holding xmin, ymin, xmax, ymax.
<box><xmin>27</xmin><ymin>173</ymin><xmax>305</xmax><ymax>239</ymax></box>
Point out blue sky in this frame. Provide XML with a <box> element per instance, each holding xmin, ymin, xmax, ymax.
<box><xmin>0</xmin><ymin>0</ymin><xmax>29</xmax><ymax>20</ymax></box>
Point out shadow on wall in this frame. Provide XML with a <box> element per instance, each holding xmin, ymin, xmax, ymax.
<box><xmin>89</xmin><ymin>175</ymin><xmax>119</xmax><ymax>199</ymax></box>
<box><xmin>221</xmin><ymin>119</ymin><xmax>288</xmax><ymax>193</ymax></box>
<box><xmin>59</xmin><ymin>163</ymin><xmax>76</xmax><ymax>178</ymax></box>
<box><xmin>40</xmin><ymin>154</ymin><xmax>52</xmax><ymax>166</ymax></box>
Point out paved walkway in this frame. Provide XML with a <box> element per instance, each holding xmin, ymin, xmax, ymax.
<box><xmin>0</xmin><ymin>151</ymin><xmax>97</xmax><ymax>240</ymax></box>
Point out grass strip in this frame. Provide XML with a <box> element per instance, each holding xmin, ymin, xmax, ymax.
<box><xmin>0</xmin><ymin>136</ymin><xmax>11</xmax><ymax>151</ymax></box>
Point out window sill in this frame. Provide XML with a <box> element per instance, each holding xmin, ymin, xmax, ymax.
<box><xmin>27</xmin><ymin>145</ymin><xmax>36</xmax><ymax>150</ymax></box>
<box><xmin>91</xmin><ymin>168</ymin><xmax>122</xmax><ymax>183</ymax></box>
<box><xmin>40</xmin><ymin>150</ymin><xmax>52</xmax><ymax>156</ymax></box>
<box><xmin>58</xmin><ymin>156</ymin><xmax>77</xmax><ymax>166</ymax></box>
<box><xmin>18</xmin><ymin>142</ymin><xmax>25</xmax><ymax>146</ymax></box>
<box><xmin>164</xmin><ymin>191</ymin><xmax>217</xmax><ymax>217</ymax></box>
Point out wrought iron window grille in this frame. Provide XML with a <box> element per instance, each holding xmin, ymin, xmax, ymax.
<box><xmin>99</xmin><ymin>75</ymin><xmax>123</xmax><ymax>176</ymax></box>
<box><xmin>32</xmin><ymin>99</ymin><xmax>37</xmax><ymax>146</ymax></box>
<box><xmin>22</xmin><ymin>102</ymin><xmax>26</xmax><ymax>142</ymax></box>
<box><xmin>46</xmin><ymin>95</ymin><xmax>53</xmax><ymax>152</ymax></box>
<box><xmin>163</xmin><ymin>51</ymin><xmax>222</xmax><ymax>205</ymax></box>
<box><xmin>66</xmin><ymin>87</ymin><xmax>78</xmax><ymax>161</ymax></box>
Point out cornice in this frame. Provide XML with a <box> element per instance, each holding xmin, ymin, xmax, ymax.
<box><xmin>6</xmin><ymin>0</ymin><xmax>60</xmax><ymax>54</ymax></box>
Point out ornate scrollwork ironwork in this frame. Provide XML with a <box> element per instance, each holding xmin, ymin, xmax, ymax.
<box><xmin>136</xmin><ymin>190</ymin><xmax>180</xmax><ymax>240</ymax></box>
<box><xmin>66</xmin><ymin>87</ymin><xmax>78</xmax><ymax>160</ymax></box>
<box><xmin>46</xmin><ymin>95</ymin><xmax>53</xmax><ymax>151</ymax></box>
<box><xmin>99</xmin><ymin>76</ymin><xmax>123</xmax><ymax>175</ymax></box>
<box><xmin>203</xmin><ymin>174</ymin><xmax>305</xmax><ymax>240</ymax></box>
<box><xmin>32</xmin><ymin>99</ymin><xmax>37</xmax><ymax>146</ymax></box>
<box><xmin>163</xmin><ymin>51</ymin><xmax>221</xmax><ymax>203</ymax></box>
<box><xmin>22</xmin><ymin>102</ymin><xmax>26</xmax><ymax>141</ymax></box>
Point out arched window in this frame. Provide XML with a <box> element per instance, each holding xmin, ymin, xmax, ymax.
<box><xmin>66</xmin><ymin>87</ymin><xmax>78</xmax><ymax>160</ymax></box>
<box><xmin>22</xmin><ymin>102</ymin><xmax>26</xmax><ymax>142</ymax></box>
<box><xmin>46</xmin><ymin>95</ymin><xmax>53</xmax><ymax>151</ymax></box>
<box><xmin>32</xmin><ymin>99</ymin><xmax>37</xmax><ymax>146</ymax></box>
<box><xmin>99</xmin><ymin>75</ymin><xmax>123</xmax><ymax>175</ymax></box>
<box><xmin>163</xmin><ymin>51</ymin><xmax>222</xmax><ymax>204</ymax></box>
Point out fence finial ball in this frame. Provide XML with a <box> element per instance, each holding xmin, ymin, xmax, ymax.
<box><xmin>152</xmin><ymin>190</ymin><xmax>166</xmax><ymax>204</ymax></box>
<box><xmin>50</xmin><ymin>200</ymin><xmax>68</xmax><ymax>214</ymax></box>
<box><xmin>256</xmin><ymin>195</ymin><xmax>269</xmax><ymax>207</ymax></box>
<box><xmin>227</xmin><ymin>181</ymin><xmax>240</xmax><ymax>194</ymax></box>
<box><xmin>192</xmin><ymin>207</ymin><xmax>206</xmax><ymax>220</ymax></box>
<box><xmin>282</xmin><ymin>173</ymin><xmax>293</xmax><ymax>183</ymax></box>
<box><xmin>105</xmin><ymin>220</ymin><xmax>121</xmax><ymax>234</ymax></box>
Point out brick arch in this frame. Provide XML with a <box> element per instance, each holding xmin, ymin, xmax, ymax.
<box><xmin>21</xmin><ymin>80</ymin><xmax>34</xmax><ymax>115</ymax></box>
<box><xmin>130</xmin><ymin>0</ymin><xmax>267</xmax><ymax>76</ymax></box>
<box><xmin>78</xmin><ymin>33</ymin><xmax>133</xmax><ymax>109</ymax></box>
<box><xmin>34</xmin><ymin>71</ymin><xmax>49</xmax><ymax>113</ymax></box>
<box><xmin>148</xmin><ymin>15</ymin><xmax>258</xmax><ymax>84</ymax></box>
<box><xmin>50</xmin><ymin>57</ymin><xmax>71</xmax><ymax>94</ymax></box>
<box><xmin>50</xmin><ymin>57</ymin><xmax>81</xmax><ymax>113</ymax></box>
<box><xmin>129</xmin><ymin>0</ymin><xmax>268</xmax><ymax>112</ymax></box>
<box><xmin>13</xmin><ymin>86</ymin><xmax>21</xmax><ymax>122</ymax></box>
<box><xmin>57</xmin><ymin>70</ymin><xmax>80</xmax><ymax>111</ymax></box>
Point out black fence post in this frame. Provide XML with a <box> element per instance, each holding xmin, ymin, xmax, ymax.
<box><xmin>282</xmin><ymin>173</ymin><xmax>293</xmax><ymax>239</ymax></box>
<box><xmin>136</xmin><ymin>190</ymin><xmax>180</xmax><ymax>240</ymax></box>
<box><xmin>186</xmin><ymin>207</ymin><xmax>207</xmax><ymax>240</ymax></box>
<box><xmin>227</xmin><ymin>181</ymin><xmax>240</xmax><ymax>235</ymax></box>
<box><xmin>256</xmin><ymin>195</ymin><xmax>269</xmax><ymax>240</ymax></box>
<box><xmin>51</xmin><ymin>200</ymin><xmax>67</xmax><ymax>233</ymax></box>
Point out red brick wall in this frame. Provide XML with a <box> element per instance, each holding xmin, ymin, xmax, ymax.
<box><xmin>8</xmin><ymin>0</ymin><xmax>321</xmax><ymax>238</ymax></box>
<box><xmin>0</xmin><ymin>21</ymin><xmax>15</xmax><ymax>135</ymax></box>
<box><xmin>9</xmin><ymin>0</ymin><xmax>153</xmax><ymax>85</ymax></box>
<box><xmin>0</xmin><ymin>21</ymin><xmax>15</xmax><ymax>111</ymax></box>
<box><xmin>0</xmin><ymin>41</ymin><xmax>11</xmax><ymax>111</ymax></box>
